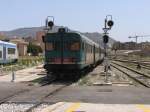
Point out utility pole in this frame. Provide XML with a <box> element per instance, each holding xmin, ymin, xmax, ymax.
<box><xmin>102</xmin><ymin>15</ymin><xmax>114</xmax><ymax>83</ymax></box>
<box><xmin>128</xmin><ymin>35</ymin><xmax>150</xmax><ymax>43</ymax></box>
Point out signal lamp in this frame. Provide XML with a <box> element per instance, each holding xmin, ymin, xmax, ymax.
<box><xmin>48</xmin><ymin>21</ymin><xmax>54</xmax><ymax>28</ymax></box>
<box><xmin>42</xmin><ymin>36</ymin><xmax>45</xmax><ymax>42</ymax></box>
<box><xmin>107</xmin><ymin>20</ymin><xmax>114</xmax><ymax>28</ymax></box>
<box><xmin>103</xmin><ymin>35</ymin><xmax>109</xmax><ymax>43</ymax></box>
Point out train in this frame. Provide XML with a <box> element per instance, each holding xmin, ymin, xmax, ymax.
<box><xmin>43</xmin><ymin>27</ymin><xmax>104</xmax><ymax>77</ymax></box>
<box><xmin>0</xmin><ymin>40</ymin><xmax>18</xmax><ymax>64</ymax></box>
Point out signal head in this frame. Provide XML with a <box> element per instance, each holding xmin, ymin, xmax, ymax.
<box><xmin>103</xmin><ymin>35</ymin><xmax>109</xmax><ymax>43</ymax></box>
<box><xmin>107</xmin><ymin>20</ymin><xmax>114</xmax><ymax>28</ymax></box>
<box><xmin>48</xmin><ymin>21</ymin><xmax>54</xmax><ymax>28</ymax></box>
<box><xmin>42</xmin><ymin>36</ymin><xmax>44</xmax><ymax>42</ymax></box>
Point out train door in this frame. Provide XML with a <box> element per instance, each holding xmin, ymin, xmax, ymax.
<box><xmin>0</xmin><ymin>45</ymin><xmax>3</xmax><ymax>62</ymax></box>
<box><xmin>60</xmin><ymin>33</ymin><xmax>64</xmax><ymax>64</ymax></box>
<box><xmin>3</xmin><ymin>46</ymin><xmax>6</xmax><ymax>63</ymax></box>
<box><xmin>93</xmin><ymin>45</ymin><xmax>95</xmax><ymax>64</ymax></box>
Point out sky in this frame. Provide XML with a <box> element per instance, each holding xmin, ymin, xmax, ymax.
<box><xmin>0</xmin><ymin>0</ymin><xmax>150</xmax><ymax>42</ymax></box>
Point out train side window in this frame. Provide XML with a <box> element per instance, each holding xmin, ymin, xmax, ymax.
<box><xmin>0</xmin><ymin>51</ymin><xmax>2</xmax><ymax>58</ymax></box>
<box><xmin>46</xmin><ymin>42</ymin><xmax>53</xmax><ymax>51</ymax></box>
<box><xmin>8</xmin><ymin>48</ymin><xmax>15</xmax><ymax>54</ymax></box>
<box><xmin>87</xmin><ymin>44</ymin><xmax>88</xmax><ymax>52</ymax></box>
<box><xmin>82</xmin><ymin>42</ymin><xmax>84</xmax><ymax>50</ymax></box>
<box><xmin>90</xmin><ymin>45</ymin><xmax>91</xmax><ymax>53</ymax></box>
<box><xmin>85</xmin><ymin>44</ymin><xmax>87</xmax><ymax>51</ymax></box>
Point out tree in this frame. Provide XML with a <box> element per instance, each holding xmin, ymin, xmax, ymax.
<box><xmin>27</xmin><ymin>42</ymin><xmax>43</xmax><ymax>56</ymax></box>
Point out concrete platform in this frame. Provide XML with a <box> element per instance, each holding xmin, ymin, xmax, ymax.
<box><xmin>0</xmin><ymin>64</ymin><xmax>45</xmax><ymax>82</ymax></box>
<box><xmin>41</xmin><ymin>102</ymin><xmax>150</xmax><ymax>112</ymax></box>
<box><xmin>44</xmin><ymin>86</ymin><xmax>150</xmax><ymax>104</ymax></box>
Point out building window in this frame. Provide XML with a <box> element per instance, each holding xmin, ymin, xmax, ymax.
<box><xmin>82</xmin><ymin>43</ymin><xmax>84</xmax><ymax>50</ymax></box>
<box><xmin>8</xmin><ymin>48</ymin><xmax>15</xmax><ymax>54</ymax></box>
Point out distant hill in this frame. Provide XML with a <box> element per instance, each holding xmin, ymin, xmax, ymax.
<box><xmin>0</xmin><ymin>27</ymin><xmax>43</xmax><ymax>38</ymax></box>
<box><xmin>0</xmin><ymin>26</ymin><xmax>61</xmax><ymax>38</ymax></box>
<box><xmin>0</xmin><ymin>26</ymin><xmax>116</xmax><ymax>47</ymax></box>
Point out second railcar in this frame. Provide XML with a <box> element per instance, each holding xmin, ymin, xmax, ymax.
<box><xmin>0</xmin><ymin>40</ymin><xmax>18</xmax><ymax>64</ymax></box>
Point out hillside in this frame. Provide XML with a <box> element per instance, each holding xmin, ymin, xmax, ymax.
<box><xmin>0</xmin><ymin>26</ymin><xmax>116</xmax><ymax>46</ymax></box>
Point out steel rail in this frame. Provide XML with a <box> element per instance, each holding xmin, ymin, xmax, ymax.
<box><xmin>111</xmin><ymin>62</ymin><xmax>150</xmax><ymax>88</ymax></box>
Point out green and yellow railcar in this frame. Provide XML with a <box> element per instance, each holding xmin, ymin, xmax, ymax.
<box><xmin>43</xmin><ymin>28</ymin><xmax>104</xmax><ymax>76</ymax></box>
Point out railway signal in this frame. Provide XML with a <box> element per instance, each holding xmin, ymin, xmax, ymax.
<box><xmin>48</xmin><ymin>21</ymin><xmax>54</xmax><ymax>28</ymax></box>
<box><xmin>102</xmin><ymin>15</ymin><xmax>114</xmax><ymax>83</ymax></box>
<box><xmin>45</xmin><ymin>16</ymin><xmax>55</xmax><ymax>30</ymax></box>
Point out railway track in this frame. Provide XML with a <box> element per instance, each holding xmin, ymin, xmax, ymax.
<box><xmin>24</xmin><ymin>83</ymin><xmax>72</xmax><ymax>112</ymax></box>
<box><xmin>111</xmin><ymin>62</ymin><xmax>150</xmax><ymax>88</ymax></box>
<box><xmin>113</xmin><ymin>59</ymin><xmax>150</xmax><ymax>65</ymax></box>
<box><xmin>0</xmin><ymin>90</ymin><xmax>31</xmax><ymax>105</ymax></box>
<box><xmin>112</xmin><ymin>59</ymin><xmax>150</xmax><ymax>70</ymax></box>
<box><xmin>0</xmin><ymin>75</ymin><xmax>58</xmax><ymax>109</ymax></box>
<box><xmin>23</xmin><ymin>72</ymin><xmax>81</xmax><ymax>112</ymax></box>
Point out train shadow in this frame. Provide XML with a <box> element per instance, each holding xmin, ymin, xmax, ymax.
<box><xmin>35</xmin><ymin>60</ymin><xmax>104</xmax><ymax>86</ymax></box>
<box><xmin>36</xmin><ymin>67</ymin><xmax>95</xmax><ymax>86</ymax></box>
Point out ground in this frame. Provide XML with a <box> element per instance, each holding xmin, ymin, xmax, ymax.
<box><xmin>41</xmin><ymin>102</ymin><xmax>150</xmax><ymax>112</ymax></box>
<box><xmin>0</xmin><ymin>64</ymin><xmax>45</xmax><ymax>82</ymax></box>
<box><xmin>0</xmin><ymin>60</ymin><xmax>150</xmax><ymax>111</ymax></box>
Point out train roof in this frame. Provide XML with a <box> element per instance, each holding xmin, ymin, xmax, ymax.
<box><xmin>46</xmin><ymin>27</ymin><xmax>100</xmax><ymax>47</ymax></box>
<box><xmin>72</xmin><ymin>32</ymin><xmax>100</xmax><ymax>47</ymax></box>
<box><xmin>0</xmin><ymin>40</ymin><xmax>16</xmax><ymax>46</ymax></box>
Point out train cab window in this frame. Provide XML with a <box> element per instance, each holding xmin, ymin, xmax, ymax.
<box><xmin>55</xmin><ymin>41</ymin><xmax>60</xmax><ymax>50</ymax></box>
<box><xmin>64</xmin><ymin>41</ymin><xmax>70</xmax><ymax>50</ymax></box>
<box><xmin>70</xmin><ymin>42</ymin><xmax>80</xmax><ymax>51</ymax></box>
<box><xmin>8</xmin><ymin>48</ymin><xmax>15</xmax><ymax>54</ymax></box>
<box><xmin>46</xmin><ymin>42</ymin><xmax>53</xmax><ymax>51</ymax></box>
<box><xmin>0</xmin><ymin>51</ymin><xmax>2</xmax><ymax>58</ymax></box>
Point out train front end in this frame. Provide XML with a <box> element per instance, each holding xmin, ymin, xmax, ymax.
<box><xmin>43</xmin><ymin>30</ymin><xmax>83</xmax><ymax>74</ymax></box>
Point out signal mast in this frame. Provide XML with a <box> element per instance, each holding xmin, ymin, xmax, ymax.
<box><xmin>102</xmin><ymin>15</ymin><xmax>114</xmax><ymax>83</ymax></box>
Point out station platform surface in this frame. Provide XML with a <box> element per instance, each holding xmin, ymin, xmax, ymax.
<box><xmin>42</xmin><ymin>102</ymin><xmax>150</xmax><ymax>112</ymax></box>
